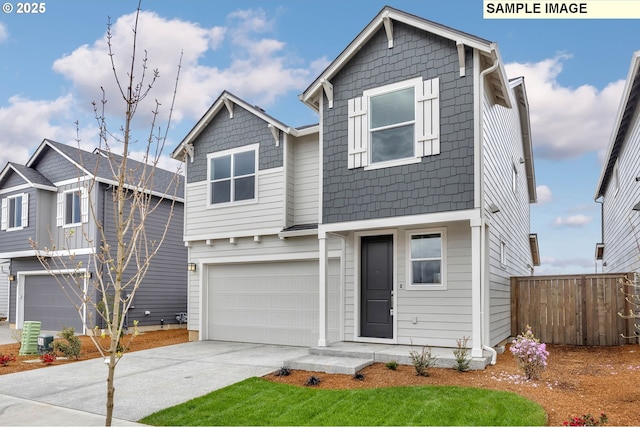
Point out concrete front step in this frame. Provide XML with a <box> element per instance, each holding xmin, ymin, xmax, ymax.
<box><xmin>284</xmin><ymin>354</ymin><xmax>374</xmax><ymax>375</ymax></box>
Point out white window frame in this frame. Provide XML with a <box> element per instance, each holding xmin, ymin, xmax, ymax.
<box><xmin>1</xmin><ymin>193</ymin><xmax>28</xmax><ymax>231</ymax></box>
<box><xmin>57</xmin><ymin>188</ymin><xmax>88</xmax><ymax>228</ymax></box>
<box><xmin>207</xmin><ymin>144</ymin><xmax>259</xmax><ymax>208</ymax></box>
<box><xmin>348</xmin><ymin>76</ymin><xmax>440</xmax><ymax>171</ymax></box>
<box><xmin>405</xmin><ymin>227</ymin><xmax>447</xmax><ymax>290</ymax></box>
<box><xmin>500</xmin><ymin>238</ymin><xmax>508</xmax><ymax>269</ymax></box>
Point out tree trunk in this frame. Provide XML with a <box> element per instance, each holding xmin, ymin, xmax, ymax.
<box><xmin>105</xmin><ymin>350</ymin><xmax>117</xmax><ymax>426</ymax></box>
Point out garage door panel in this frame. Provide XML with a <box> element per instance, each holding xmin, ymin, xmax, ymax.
<box><xmin>23</xmin><ymin>275</ymin><xmax>84</xmax><ymax>332</ymax></box>
<box><xmin>207</xmin><ymin>261</ymin><xmax>320</xmax><ymax>346</ymax></box>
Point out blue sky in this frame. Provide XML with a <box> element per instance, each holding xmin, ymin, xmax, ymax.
<box><xmin>0</xmin><ymin>0</ymin><xmax>638</xmax><ymax>274</ymax></box>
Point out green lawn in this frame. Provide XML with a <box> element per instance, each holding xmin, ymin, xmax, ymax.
<box><xmin>140</xmin><ymin>377</ymin><xmax>547</xmax><ymax>426</ymax></box>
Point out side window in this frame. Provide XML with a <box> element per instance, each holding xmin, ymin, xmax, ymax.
<box><xmin>407</xmin><ymin>228</ymin><xmax>446</xmax><ymax>289</ymax></box>
<box><xmin>208</xmin><ymin>146</ymin><xmax>257</xmax><ymax>206</ymax></box>
<box><xmin>1</xmin><ymin>193</ymin><xmax>28</xmax><ymax>231</ymax></box>
<box><xmin>348</xmin><ymin>77</ymin><xmax>440</xmax><ymax>170</ymax></box>
<box><xmin>57</xmin><ymin>188</ymin><xmax>88</xmax><ymax>227</ymax></box>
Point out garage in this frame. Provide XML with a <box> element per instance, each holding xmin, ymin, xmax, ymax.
<box><xmin>21</xmin><ymin>274</ymin><xmax>84</xmax><ymax>333</ymax></box>
<box><xmin>206</xmin><ymin>260</ymin><xmax>339</xmax><ymax>347</ymax></box>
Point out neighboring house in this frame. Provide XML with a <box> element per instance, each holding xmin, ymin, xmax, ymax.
<box><xmin>595</xmin><ymin>50</ymin><xmax>640</xmax><ymax>273</ymax></box>
<box><xmin>172</xmin><ymin>6</ymin><xmax>539</xmax><ymax>359</ymax></box>
<box><xmin>0</xmin><ymin>139</ymin><xmax>187</xmax><ymax>333</ymax></box>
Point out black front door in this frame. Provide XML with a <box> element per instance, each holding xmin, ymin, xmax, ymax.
<box><xmin>360</xmin><ymin>235</ymin><xmax>393</xmax><ymax>339</ymax></box>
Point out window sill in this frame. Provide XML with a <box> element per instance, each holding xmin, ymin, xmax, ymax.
<box><xmin>62</xmin><ymin>223</ymin><xmax>83</xmax><ymax>228</ymax></box>
<box><xmin>406</xmin><ymin>283</ymin><xmax>447</xmax><ymax>291</ymax></box>
<box><xmin>207</xmin><ymin>199</ymin><xmax>258</xmax><ymax>209</ymax></box>
<box><xmin>5</xmin><ymin>226</ymin><xmax>24</xmax><ymax>232</ymax></box>
<box><xmin>364</xmin><ymin>156</ymin><xmax>421</xmax><ymax>171</ymax></box>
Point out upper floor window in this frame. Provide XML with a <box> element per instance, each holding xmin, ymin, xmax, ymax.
<box><xmin>208</xmin><ymin>145</ymin><xmax>257</xmax><ymax>206</ymax></box>
<box><xmin>406</xmin><ymin>228</ymin><xmax>446</xmax><ymax>289</ymax></box>
<box><xmin>1</xmin><ymin>193</ymin><xmax>28</xmax><ymax>231</ymax></box>
<box><xmin>57</xmin><ymin>188</ymin><xmax>88</xmax><ymax>227</ymax></box>
<box><xmin>348</xmin><ymin>77</ymin><xmax>440</xmax><ymax>170</ymax></box>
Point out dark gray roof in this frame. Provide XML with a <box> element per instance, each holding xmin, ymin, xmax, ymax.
<box><xmin>5</xmin><ymin>162</ymin><xmax>55</xmax><ymax>188</ymax></box>
<box><xmin>35</xmin><ymin>139</ymin><xmax>183</xmax><ymax>199</ymax></box>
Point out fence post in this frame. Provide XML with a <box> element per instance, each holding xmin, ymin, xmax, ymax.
<box><xmin>510</xmin><ymin>277</ymin><xmax>518</xmax><ymax>337</ymax></box>
<box><xmin>580</xmin><ymin>275</ymin><xmax>588</xmax><ymax>346</ymax></box>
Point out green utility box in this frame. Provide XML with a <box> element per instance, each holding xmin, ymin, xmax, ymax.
<box><xmin>19</xmin><ymin>321</ymin><xmax>42</xmax><ymax>356</ymax></box>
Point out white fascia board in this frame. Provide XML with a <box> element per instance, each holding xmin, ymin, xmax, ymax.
<box><xmin>172</xmin><ymin>92</ymin><xmax>294</xmax><ymax>160</ymax></box>
<box><xmin>94</xmin><ymin>177</ymin><xmax>184</xmax><ymax>204</ymax></box>
<box><xmin>0</xmin><ymin>247</ymin><xmax>96</xmax><ymax>259</ymax></box>
<box><xmin>318</xmin><ymin>209</ymin><xmax>481</xmax><ymax>237</ymax></box>
<box><xmin>300</xmin><ymin>8</ymin><xmax>494</xmax><ymax>110</ymax></box>
<box><xmin>184</xmin><ymin>227</ymin><xmax>283</xmax><ymax>243</ymax></box>
<box><xmin>595</xmin><ymin>50</ymin><xmax>640</xmax><ymax>200</ymax></box>
<box><xmin>27</xmin><ymin>140</ymin><xmax>94</xmax><ymax>179</ymax></box>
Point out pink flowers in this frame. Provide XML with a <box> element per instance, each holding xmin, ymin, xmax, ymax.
<box><xmin>563</xmin><ymin>413</ymin><xmax>608</xmax><ymax>426</ymax></box>
<box><xmin>510</xmin><ymin>326</ymin><xmax>549</xmax><ymax>380</ymax></box>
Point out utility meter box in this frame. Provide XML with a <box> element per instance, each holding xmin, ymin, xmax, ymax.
<box><xmin>37</xmin><ymin>334</ymin><xmax>54</xmax><ymax>354</ymax></box>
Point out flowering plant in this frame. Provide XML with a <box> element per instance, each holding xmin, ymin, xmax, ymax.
<box><xmin>510</xmin><ymin>325</ymin><xmax>548</xmax><ymax>380</ymax></box>
<box><xmin>0</xmin><ymin>354</ymin><xmax>15</xmax><ymax>366</ymax></box>
<box><xmin>563</xmin><ymin>413</ymin><xmax>608</xmax><ymax>426</ymax></box>
<box><xmin>39</xmin><ymin>352</ymin><xmax>56</xmax><ymax>365</ymax></box>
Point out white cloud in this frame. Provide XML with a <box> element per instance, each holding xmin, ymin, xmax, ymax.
<box><xmin>506</xmin><ymin>55</ymin><xmax>625</xmax><ymax>160</ymax></box>
<box><xmin>551</xmin><ymin>214</ymin><xmax>593</xmax><ymax>228</ymax></box>
<box><xmin>51</xmin><ymin>8</ymin><xmax>319</xmax><ymax>130</ymax></box>
<box><xmin>536</xmin><ymin>256</ymin><xmax>594</xmax><ymax>275</ymax></box>
<box><xmin>536</xmin><ymin>185</ymin><xmax>552</xmax><ymax>204</ymax></box>
<box><xmin>0</xmin><ymin>95</ymin><xmax>82</xmax><ymax>167</ymax></box>
<box><xmin>0</xmin><ymin>23</ymin><xmax>7</xmax><ymax>43</ymax></box>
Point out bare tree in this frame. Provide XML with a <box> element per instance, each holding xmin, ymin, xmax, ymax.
<box><xmin>29</xmin><ymin>2</ymin><xmax>182</xmax><ymax>425</ymax></box>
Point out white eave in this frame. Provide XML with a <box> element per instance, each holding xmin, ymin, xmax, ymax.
<box><xmin>595</xmin><ymin>50</ymin><xmax>640</xmax><ymax>200</ymax></box>
<box><xmin>300</xmin><ymin>6</ymin><xmax>512</xmax><ymax>111</ymax></box>
<box><xmin>510</xmin><ymin>77</ymin><xmax>537</xmax><ymax>203</ymax></box>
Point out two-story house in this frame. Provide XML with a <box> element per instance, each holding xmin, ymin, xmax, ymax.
<box><xmin>0</xmin><ymin>139</ymin><xmax>187</xmax><ymax>333</ymax></box>
<box><xmin>172</xmin><ymin>6</ymin><xmax>538</xmax><ymax>362</ymax></box>
<box><xmin>595</xmin><ymin>50</ymin><xmax>640</xmax><ymax>273</ymax></box>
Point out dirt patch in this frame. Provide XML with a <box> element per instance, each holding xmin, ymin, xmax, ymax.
<box><xmin>265</xmin><ymin>344</ymin><xmax>640</xmax><ymax>426</ymax></box>
<box><xmin>1</xmin><ymin>332</ymin><xmax>639</xmax><ymax>425</ymax></box>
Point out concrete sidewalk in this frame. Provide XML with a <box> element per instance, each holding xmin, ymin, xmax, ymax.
<box><xmin>0</xmin><ymin>339</ymin><xmax>308</xmax><ymax>426</ymax></box>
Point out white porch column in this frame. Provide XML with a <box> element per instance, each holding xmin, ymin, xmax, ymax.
<box><xmin>470</xmin><ymin>218</ymin><xmax>483</xmax><ymax>358</ymax></box>
<box><xmin>318</xmin><ymin>233</ymin><xmax>328</xmax><ymax>347</ymax></box>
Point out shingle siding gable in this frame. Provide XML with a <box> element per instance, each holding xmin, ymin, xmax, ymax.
<box><xmin>186</xmin><ymin>104</ymin><xmax>284</xmax><ymax>183</ymax></box>
<box><xmin>322</xmin><ymin>22</ymin><xmax>475</xmax><ymax>223</ymax></box>
<box><xmin>0</xmin><ymin>169</ymin><xmax>28</xmax><ymax>189</ymax></box>
<box><xmin>30</xmin><ymin>147</ymin><xmax>85</xmax><ymax>183</ymax></box>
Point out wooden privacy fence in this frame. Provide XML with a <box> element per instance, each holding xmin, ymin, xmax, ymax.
<box><xmin>511</xmin><ymin>273</ymin><xmax>637</xmax><ymax>346</ymax></box>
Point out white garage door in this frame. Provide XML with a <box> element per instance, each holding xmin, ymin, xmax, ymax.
<box><xmin>207</xmin><ymin>261</ymin><xmax>321</xmax><ymax>347</ymax></box>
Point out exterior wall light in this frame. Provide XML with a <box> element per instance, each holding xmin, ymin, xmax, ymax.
<box><xmin>187</xmin><ymin>263</ymin><xmax>197</xmax><ymax>272</ymax></box>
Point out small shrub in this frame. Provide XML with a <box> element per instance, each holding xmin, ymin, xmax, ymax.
<box><xmin>409</xmin><ymin>343</ymin><xmax>437</xmax><ymax>377</ymax></box>
<box><xmin>563</xmin><ymin>413</ymin><xmax>608</xmax><ymax>426</ymax></box>
<box><xmin>304</xmin><ymin>375</ymin><xmax>321</xmax><ymax>387</ymax></box>
<box><xmin>274</xmin><ymin>366</ymin><xmax>291</xmax><ymax>377</ymax></box>
<box><xmin>40</xmin><ymin>352</ymin><xmax>56</xmax><ymax>365</ymax></box>
<box><xmin>53</xmin><ymin>327</ymin><xmax>82</xmax><ymax>360</ymax></box>
<box><xmin>385</xmin><ymin>360</ymin><xmax>398</xmax><ymax>370</ymax></box>
<box><xmin>353</xmin><ymin>372</ymin><xmax>365</xmax><ymax>381</ymax></box>
<box><xmin>0</xmin><ymin>354</ymin><xmax>15</xmax><ymax>366</ymax></box>
<box><xmin>510</xmin><ymin>325</ymin><xmax>548</xmax><ymax>380</ymax></box>
<box><xmin>453</xmin><ymin>336</ymin><xmax>471</xmax><ymax>372</ymax></box>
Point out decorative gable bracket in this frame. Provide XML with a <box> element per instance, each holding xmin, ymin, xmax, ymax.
<box><xmin>456</xmin><ymin>41</ymin><xmax>466</xmax><ymax>77</ymax></box>
<box><xmin>321</xmin><ymin>79</ymin><xmax>334</xmax><ymax>109</ymax></box>
<box><xmin>382</xmin><ymin>11</ymin><xmax>393</xmax><ymax>48</ymax></box>
<box><xmin>185</xmin><ymin>143</ymin><xmax>195</xmax><ymax>163</ymax></box>
<box><xmin>268</xmin><ymin>124</ymin><xmax>280</xmax><ymax>147</ymax></box>
<box><xmin>223</xmin><ymin>98</ymin><xmax>234</xmax><ymax>118</ymax></box>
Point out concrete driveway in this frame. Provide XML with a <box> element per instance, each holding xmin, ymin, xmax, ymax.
<box><xmin>0</xmin><ymin>340</ymin><xmax>309</xmax><ymax>426</ymax></box>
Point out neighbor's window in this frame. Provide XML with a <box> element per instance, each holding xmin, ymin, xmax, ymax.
<box><xmin>408</xmin><ymin>230</ymin><xmax>445</xmax><ymax>288</ymax></box>
<box><xmin>208</xmin><ymin>147</ymin><xmax>257</xmax><ymax>205</ymax></box>
<box><xmin>7</xmin><ymin>194</ymin><xmax>23</xmax><ymax>229</ymax></box>
<box><xmin>1</xmin><ymin>193</ymin><xmax>28</xmax><ymax>231</ymax></box>
<box><xmin>369</xmin><ymin>86</ymin><xmax>415</xmax><ymax>164</ymax></box>
<box><xmin>65</xmin><ymin>191</ymin><xmax>82</xmax><ymax>225</ymax></box>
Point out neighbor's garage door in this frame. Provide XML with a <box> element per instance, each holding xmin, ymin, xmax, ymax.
<box><xmin>207</xmin><ymin>261</ymin><xmax>320</xmax><ymax>347</ymax></box>
<box><xmin>23</xmin><ymin>275</ymin><xmax>84</xmax><ymax>332</ymax></box>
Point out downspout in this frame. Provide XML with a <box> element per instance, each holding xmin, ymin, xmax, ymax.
<box><xmin>478</xmin><ymin>50</ymin><xmax>500</xmax><ymax>365</ymax></box>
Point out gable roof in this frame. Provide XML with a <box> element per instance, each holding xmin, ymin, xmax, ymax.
<box><xmin>595</xmin><ymin>50</ymin><xmax>640</xmax><ymax>199</ymax></box>
<box><xmin>22</xmin><ymin>139</ymin><xmax>183</xmax><ymax>201</ymax></box>
<box><xmin>300</xmin><ymin>5</ymin><xmax>512</xmax><ymax>111</ymax></box>
<box><xmin>171</xmin><ymin>91</ymin><xmax>318</xmax><ymax>161</ymax></box>
<box><xmin>0</xmin><ymin>162</ymin><xmax>57</xmax><ymax>191</ymax></box>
